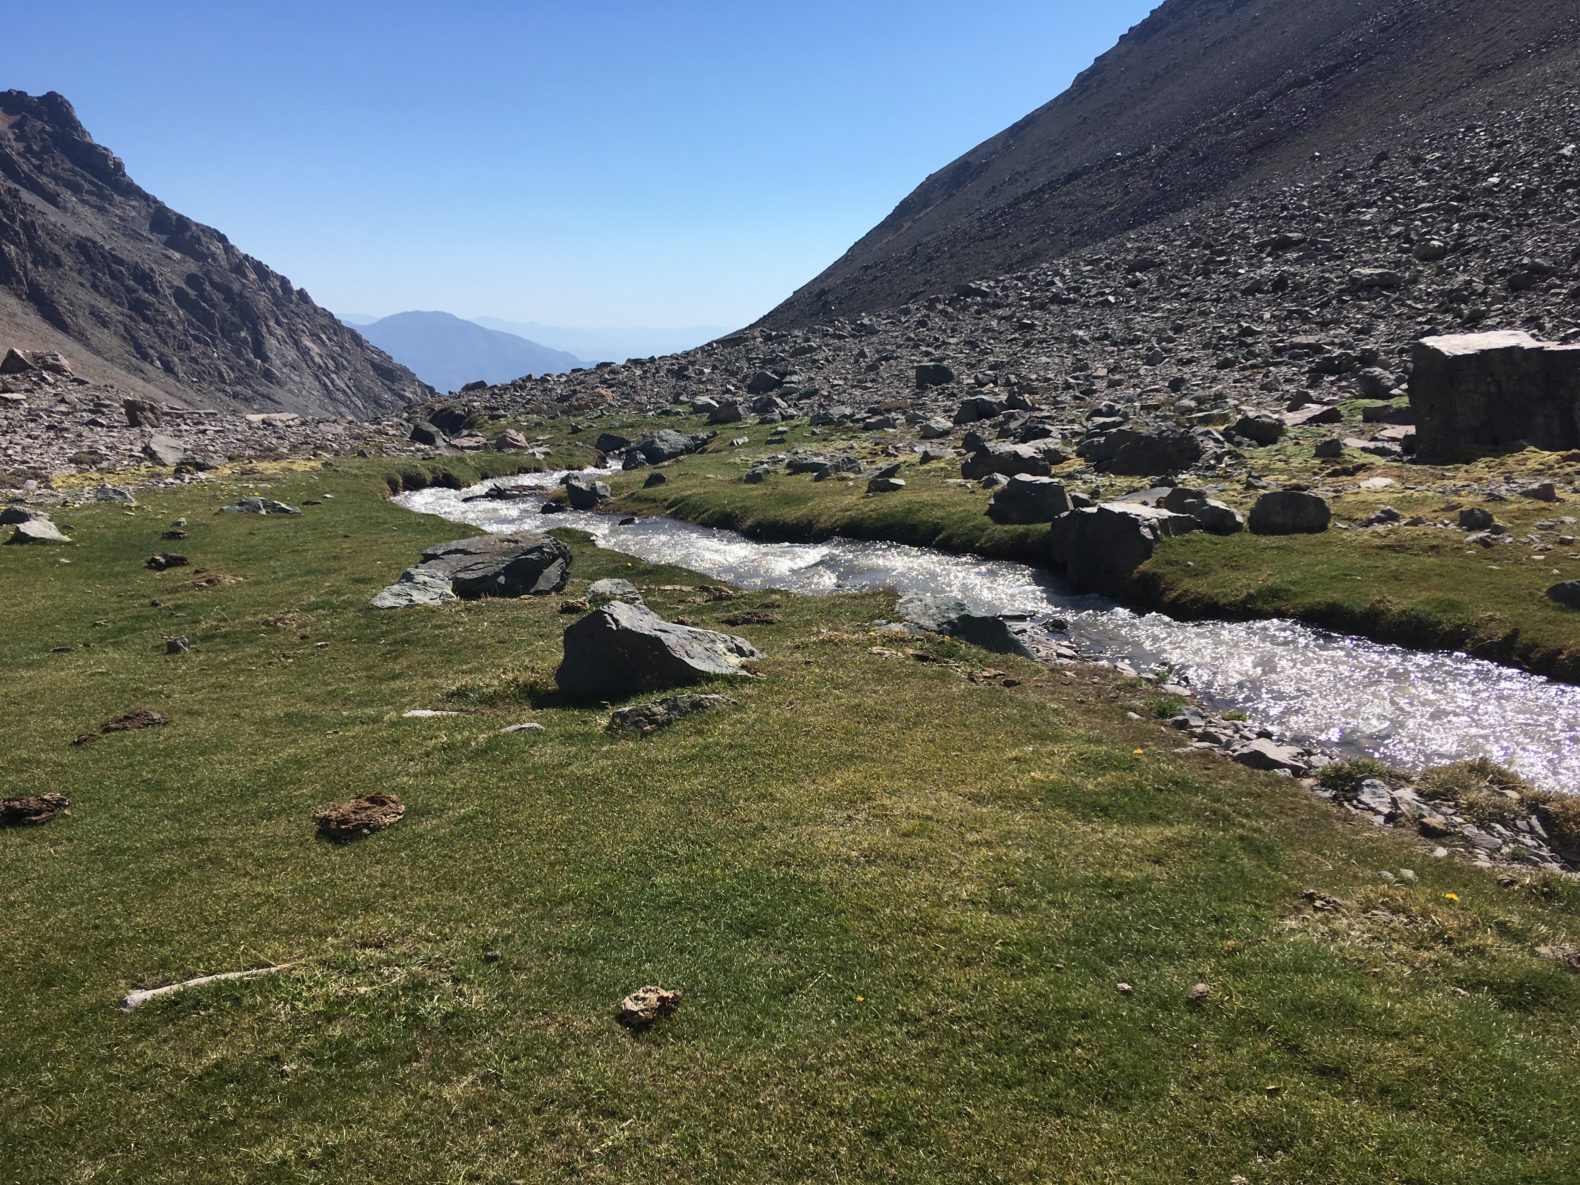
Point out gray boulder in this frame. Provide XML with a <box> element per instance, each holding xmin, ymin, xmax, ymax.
<box><xmin>896</xmin><ymin>592</ymin><xmax>1033</xmax><ymax>657</ymax></box>
<box><xmin>1048</xmin><ymin>503</ymin><xmax>1198</xmax><ymax>593</ymax></box>
<box><xmin>419</xmin><ymin>533</ymin><xmax>571</xmax><ymax>598</ymax></box>
<box><xmin>96</xmin><ymin>486</ymin><xmax>137</xmax><ymax>506</ymax></box>
<box><xmin>961</xmin><ymin>443</ymin><xmax>1052</xmax><ymax>481</ymax></box>
<box><xmin>565</xmin><ymin>478</ymin><xmax>611</xmax><ymax>510</ymax></box>
<box><xmin>1160</xmin><ymin>487</ymin><xmax>1244</xmax><ymax>535</ymax></box>
<box><xmin>915</xmin><ymin>363</ymin><xmax>956</xmax><ymax>389</ymax></box>
<box><xmin>1548</xmin><ymin>581</ymin><xmax>1580</xmax><ymax>609</ymax></box>
<box><xmin>408</xmin><ymin>423</ymin><xmax>452</xmax><ymax>449</ymax></box>
<box><xmin>1248</xmin><ymin>491</ymin><xmax>1331</xmax><ymax>535</ymax></box>
<box><xmin>1080</xmin><ymin>428</ymin><xmax>1207</xmax><ymax>475</ymax></box>
<box><xmin>707</xmin><ymin>400</ymin><xmax>744</xmax><ymax>425</ymax></box>
<box><xmin>954</xmin><ymin>394</ymin><xmax>1008</xmax><ymax>424</ymax></box>
<box><xmin>6</xmin><ymin>517</ymin><xmax>69</xmax><ymax>544</ymax></box>
<box><xmin>1233</xmin><ymin>739</ymin><xmax>1308</xmax><ymax>774</ymax></box>
<box><xmin>369</xmin><ymin>567</ymin><xmax>458</xmax><ymax>609</ymax></box>
<box><xmin>1409</xmin><ymin>331</ymin><xmax>1580</xmax><ymax>460</ymax></box>
<box><xmin>123</xmin><ymin>398</ymin><xmax>162</xmax><ymax>428</ymax></box>
<box><xmin>0</xmin><ymin>505</ymin><xmax>47</xmax><ymax>525</ymax></box>
<box><xmin>623</xmin><ymin>429</ymin><xmax>709</xmax><ymax>469</ymax></box>
<box><xmin>555</xmin><ymin>601</ymin><xmax>761</xmax><ymax>699</ymax></box>
<box><xmin>989</xmin><ymin>476</ymin><xmax>1074</xmax><ymax>524</ymax></box>
<box><xmin>1233</xmin><ymin>415</ymin><xmax>1287</xmax><ymax>446</ymax></box>
<box><xmin>143</xmin><ymin>434</ymin><xmax>186</xmax><ymax>466</ymax></box>
<box><xmin>1356</xmin><ymin>367</ymin><xmax>1398</xmax><ymax>398</ymax></box>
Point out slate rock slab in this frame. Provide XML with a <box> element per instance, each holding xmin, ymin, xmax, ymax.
<box><xmin>556</xmin><ymin>601</ymin><xmax>761</xmax><ymax>699</ymax></box>
<box><xmin>897</xmin><ymin>592</ymin><xmax>1035</xmax><ymax>657</ymax></box>
<box><xmin>370</xmin><ymin>566</ymin><xmax>459</xmax><ymax>609</ymax></box>
<box><xmin>418</xmin><ymin>532</ymin><xmax>571</xmax><ymax>598</ymax></box>
<box><xmin>6</xmin><ymin>517</ymin><xmax>69</xmax><ymax>544</ymax></box>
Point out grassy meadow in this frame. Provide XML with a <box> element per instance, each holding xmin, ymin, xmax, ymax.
<box><xmin>1</xmin><ymin>455</ymin><xmax>1577</xmax><ymax>1183</ymax></box>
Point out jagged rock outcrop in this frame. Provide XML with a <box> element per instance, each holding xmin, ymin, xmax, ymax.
<box><xmin>0</xmin><ymin>90</ymin><xmax>429</xmax><ymax>416</ymax></box>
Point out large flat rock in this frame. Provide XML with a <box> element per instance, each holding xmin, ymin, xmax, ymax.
<box><xmin>1410</xmin><ymin>331</ymin><xmax>1580</xmax><ymax>460</ymax></box>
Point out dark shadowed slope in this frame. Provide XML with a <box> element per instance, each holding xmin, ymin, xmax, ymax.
<box><xmin>764</xmin><ymin>0</ymin><xmax>1580</xmax><ymax>328</ymax></box>
<box><xmin>0</xmin><ymin>90</ymin><xmax>430</xmax><ymax>416</ymax></box>
<box><xmin>355</xmin><ymin>311</ymin><xmax>585</xmax><ymax>392</ymax></box>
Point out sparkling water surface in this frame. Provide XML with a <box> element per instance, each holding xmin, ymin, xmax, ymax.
<box><xmin>396</xmin><ymin>470</ymin><xmax>1580</xmax><ymax>793</ymax></box>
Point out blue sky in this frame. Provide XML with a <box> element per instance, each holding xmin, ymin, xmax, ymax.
<box><xmin>9</xmin><ymin>1</ymin><xmax>1158</xmax><ymax>329</ymax></box>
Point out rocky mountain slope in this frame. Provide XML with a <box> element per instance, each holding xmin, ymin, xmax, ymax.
<box><xmin>764</xmin><ymin>0</ymin><xmax>1580</xmax><ymax>328</ymax></box>
<box><xmin>0</xmin><ymin>90</ymin><xmax>429</xmax><ymax>417</ymax></box>
<box><xmin>355</xmin><ymin>311</ymin><xmax>584</xmax><ymax>392</ymax></box>
<box><xmin>432</xmin><ymin>79</ymin><xmax>1578</xmax><ymax>484</ymax></box>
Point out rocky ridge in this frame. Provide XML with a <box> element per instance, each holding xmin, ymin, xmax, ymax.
<box><xmin>0</xmin><ymin>90</ymin><xmax>430</xmax><ymax>417</ymax></box>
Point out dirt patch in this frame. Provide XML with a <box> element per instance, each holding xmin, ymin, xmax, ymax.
<box><xmin>315</xmin><ymin>793</ymin><xmax>405</xmax><ymax>842</ymax></box>
<box><xmin>192</xmin><ymin>573</ymin><xmax>243</xmax><ymax>589</ymax></box>
<box><xmin>102</xmin><ymin>709</ymin><xmax>169</xmax><ymax>733</ymax></box>
<box><xmin>1537</xmin><ymin>945</ymin><xmax>1580</xmax><ymax>972</ymax></box>
<box><xmin>719</xmin><ymin>610</ymin><xmax>778</xmax><ymax>626</ymax></box>
<box><xmin>1</xmin><ymin>793</ymin><xmax>70</xmax><ymax>826</ymax></box>
<box><xmin>617</xmin><ymin>985</ymin><xmax>681</xmax><ymax>1030</ymax></box>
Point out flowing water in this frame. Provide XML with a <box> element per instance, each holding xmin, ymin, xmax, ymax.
<box><xmin>396</xmin><ymin>469</ymin><xmax>1580</xmax><ymax>794</ymax></box>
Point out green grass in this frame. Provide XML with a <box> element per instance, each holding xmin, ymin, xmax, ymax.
<box><xmin>1</xmin><ymin>457</ymin><xmax>1578</xmax><ymax>1183</ymax></box>
<box><xmin>566</xmin><ymin>416</ymin><xmax>1580</xmax><ymax>680</ymax></box>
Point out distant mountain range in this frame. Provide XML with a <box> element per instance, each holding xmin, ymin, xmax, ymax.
<box><xmin>469</xmin><ymin>319</ymin><xmax>731</xmax><ymax>364</ymax></box>
<box><xmin>351</xmin><ymin>311</ymin><xmax>585</xmax><ymax>392</ymax></box>
<box><xmin>0</xmin><ymin>90</ymin><xmax>429</xmax><ymax>416</ymax></box>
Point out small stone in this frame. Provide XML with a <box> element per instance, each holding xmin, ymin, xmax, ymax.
<box><xmin>218</xmin><ymin>497</ymin><xmax>300</xmax><ymax>516</ymax></box>
<box><xmin>617</xmin><ymin>985</ymin><xmax>682</xmax><ymax>1029</ymax></box>
<box><xmin>1116</xmin><ymin>982</ymin><xmax>1134</xmax><ymax>995</ymax></box>
<box><xmin>501</xmin><ymin>722</ymin><xmax>546</xmax><ymax>734</ymax></box>
<box><xmin>1188</xmin><ymin>982</ymin><xmax>1210</xmax><ymax>1003</ymax></box>
<box><xmin>165</xmin><ymin>636</ymin><xmax>189</xmax><ymax>655</ymax></box>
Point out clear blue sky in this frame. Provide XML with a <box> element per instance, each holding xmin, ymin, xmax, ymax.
<box><xmin>10</xmin><ymin>1</ymin><xmax>1158</xmax><ymax>329</ymax></box>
